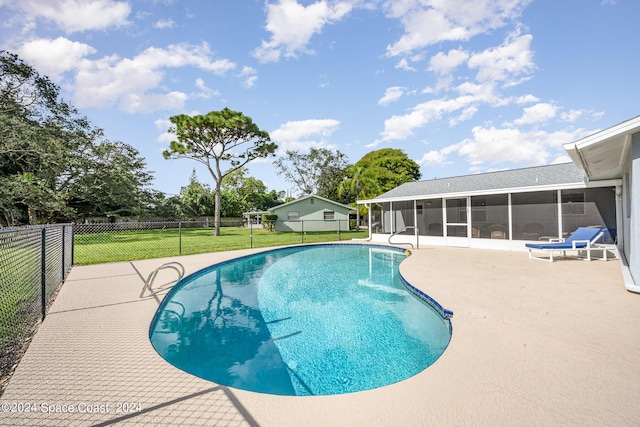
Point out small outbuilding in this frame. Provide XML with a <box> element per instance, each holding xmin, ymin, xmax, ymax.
<box><xmin>268</xmin><ymin>195</ymin><xmax>353</xmax><ymax>232</ymax></box>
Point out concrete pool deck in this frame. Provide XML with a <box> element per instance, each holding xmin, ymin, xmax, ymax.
<box><xmin>1</xmin><ymin>244</ymin><xmax>639</xmax><ymax>426</ymax></box>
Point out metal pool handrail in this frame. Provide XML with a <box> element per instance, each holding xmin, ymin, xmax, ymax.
<box><xmin>140</xmin><ymin>262</ymin><xmax>185</xmax><ymax>298</ymax></box>
<box><xmin>388</xmin><ymin>226</ymin><xmax>419</xmax><ymax>249</ymax></box>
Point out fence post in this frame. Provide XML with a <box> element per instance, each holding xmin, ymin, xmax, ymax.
<box><xmin>301</xmin><ymin>220</ymin><xmax>304</xmax><ymax>244</ymax></box>
<box><xmin>71</xmin><ymin>223</ymin><xmax>75</xmax><ymax>265</ymax></box>
<box><xmin>337</xmin><ymin>220</ymin><xmax>341</xmax><ymax>240</ymax></box>
<box><xmin>61</xmin><ymin>225</ymin><xmax>66</xmax><ymax>281</ymax></box>
<box><xmin>179</xmin><ymin>222</ymin><xmax>182</xmax><ymax>256</ymax></box>
<box><xmin>40</xmin><ymin>228</ymin><xmax>46</xmax><ymax>321</ymax></box>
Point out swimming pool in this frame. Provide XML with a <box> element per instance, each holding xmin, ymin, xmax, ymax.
<box><xmin>149</xmin><ymin>244</ymin><xmax>452</xmax><ymax>396</ymax></box>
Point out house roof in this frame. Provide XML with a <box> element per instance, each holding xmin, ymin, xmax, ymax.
<box><xmin>270</xmin><ymin>194</ymin><xmax>354</xmax><ymax>211</ymax></box>
<box><xmin>564</xmin><ymin>114</ymin><xmax>640</xmax><ymax>181</ymax></box>
<box><xmin>360</xmin><ymin>163</ymin><xmax>588</xmax><ymax>203</ymax></box>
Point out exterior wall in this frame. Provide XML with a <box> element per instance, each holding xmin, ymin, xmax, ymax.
<box><xmin>271</xmin><ymin>197</ymin><xmax>350</xmax><ymax>232</ymax></box>
<box><xmin>624</xmin><ymin>133</ymin><xmax>640</xmax><ymax>287</ymax></box>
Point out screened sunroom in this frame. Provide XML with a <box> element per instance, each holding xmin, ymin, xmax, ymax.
<box><xmin>361</xmin><ymin>163</ymin><xmax>620</xmax><ymax>251</ymax></box>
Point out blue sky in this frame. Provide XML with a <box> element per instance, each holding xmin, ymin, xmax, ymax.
<box><xmin>1</xmin><ymin>0</ymin><xmax>638</xmax><ymax>197</ymax></box>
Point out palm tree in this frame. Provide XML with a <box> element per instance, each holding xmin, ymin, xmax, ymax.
<box><xmin>338</xmin><ymin>165</ymin><xmax>380</xmax><ymax>229</ymax></box>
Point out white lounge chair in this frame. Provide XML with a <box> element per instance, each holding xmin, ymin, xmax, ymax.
<box><xmin>525</xmin><ymin>227</ymin><xmax>605</xmax><ymax>262</ymax></box>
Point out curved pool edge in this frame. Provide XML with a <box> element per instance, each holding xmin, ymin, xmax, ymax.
<box><xmin>147</xmin><ymin>242</ymin><xmax>454</xmax><ymax>396</ymax></box>
<box><xmin>398</xmin><ymin>273</ymin><xmax>454</xmax><ymax>320</ymax></box>
<box><xmin>148</xmin><ymin>243</ymin><xmax>455</xmax><ymax>342</ymax></box>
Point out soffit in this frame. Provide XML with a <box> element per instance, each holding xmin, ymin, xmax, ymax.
<box><xmin>564</xmin><ymin>115</ymin><xmax>640</xmax><ymax>181</ymax></box>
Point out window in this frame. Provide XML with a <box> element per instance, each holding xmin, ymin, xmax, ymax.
<box><xmin>287</xmin><ymin>211</ymin><xmax>299</xmax><ymax>221</ymax></box>
<box><xmin>323</xmin><ymin>211</ymin><xmax>335</xmax><ymax>220</ymax></box>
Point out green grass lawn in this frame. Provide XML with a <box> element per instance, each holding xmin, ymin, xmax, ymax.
<box><xmin>74</xmin><ymin>227</ymin><xmax>369</xmax><ymax>265</ymax></box>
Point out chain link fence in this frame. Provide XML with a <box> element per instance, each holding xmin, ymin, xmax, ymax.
<box><xmin>74</xmin><ymin>219</ymin><xmax>362</xmax><ymax>265</ymax></box>
<box><xmin>0</xmin><ymin>224</ymin><xmax>73</xmax><ymax>394</ymax></box>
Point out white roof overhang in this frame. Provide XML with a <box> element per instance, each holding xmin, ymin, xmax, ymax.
<box><xmin>564</xmin><ymin>115</ymin><xmax>640</xmax><ymax>181</ymax></box>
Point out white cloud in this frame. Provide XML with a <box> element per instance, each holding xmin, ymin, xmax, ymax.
<box><xmin>239</xmin><ymin>66</ymin><xmax>258</xmax><ymax>88</ymax></box>
<box><xmin>378</xmin><ymin>86</ymin><xmax>406</xmax><ymax>105</ymax></box>
<box><xmin>253</xmin><ymin>0</ymin><xmax>353</xmax><ymax>62</ymax></box>
<box><xmin>551</xmin><ymin>154</ymin><xmax>572</xmax><ymax>164</ymax></box>
<box><xmin>428</xmin><ymin>47</ymin><xmax>472</xmax><ymax>91</ymax></box>
<box><xmin>155</xmin><ymin>117</ymin><xmax>177</xmax><ymax>144</ymax></box>
<box><xmin>417</xmin><ymin>150</ymin><xmax>448</xmax><ymax>166</ymax></box>
<box><xmin>271</xmin><ymin>119</ymin><xmax>340</xmax><ymax>152</ymax></box>
<box><xmin>375</xmin><ymin>29</ymin><xmax>537</xmax><ymax>144</ymax></box>
<box><xmin>16</xmin><ymin>37</ymin><xmax>96</xmax><ymax>80</ymax></box>
<box><xmin>467</xmin><ymin>31</ymin><xmax>535</xmax><ymax>84</ymax></box>
<box><xmin>452</xmin><ymin>125</ymin><xmax>587</xmax><ymax>166</ymax></box>
<box><xmin>513</xmin><ymin>102</ymin><xmax>557</xmax><ymax>125</ymax></box>
<box><xmin>72</xmin><ymin>43</ymin><xmax>236</xmax><ymax>112</ymax></box>
<box><xmin>414</xmin><ymin>121</ymin><xmax>591</xmax><ymax>170</ymax></box>
<box><xmin>429</xmin><ymin>48</ymin><xmax>469</xmax><ymax>75</ymax></box>
<box><xmin>376</xmin><ymin>95</ymin><xmax>477</xmax><ymax>143</ymax></box>
<box><xmin>120</xmin><ymin>91</ymin><xmax>188</xmax><ymax>113</ymax></box>
<box><xmin>449</xmin><ymin>106</ymin><xmax>478</xmax><ymax>126</ymax></box>
<box><xmin>154</xmin><ymin>19</ymin><xmax>176</xmax><ymax>29</ymax></box>
<box><xmin>6</xmin><ymin>0</ymin><xmax>131</xmax><ymax>33</ymax></box>
<box><xmin>194</xmin><ymin>78</ymin><xmax>221</xmax><ymax>99</ymax></box>
<box><xmin>395</xmin><ymin>58</ymin><xmax>417</xmax><ymax>71</ymax></box>
<box><xmin>515</xmin><ymin>94</ymin><xmax>539</xmax><ymax>104</ymax></box>
<box><xmin>384</xmin><ymin>0</ymin><xmax>532</xmax><ymax>57</ymax></box>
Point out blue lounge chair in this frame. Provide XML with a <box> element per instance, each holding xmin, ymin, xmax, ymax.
<box><xmin>526</xmin><ymin>227</ymin><xmax>605</xmax><ymax>262</ymax></box>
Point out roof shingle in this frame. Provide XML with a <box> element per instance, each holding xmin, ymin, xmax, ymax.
<box><xmin>367</xmin><ymin>163</ymin><xmax>585</xmax><ymax>201</ymax></box>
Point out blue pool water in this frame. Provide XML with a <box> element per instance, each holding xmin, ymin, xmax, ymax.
<box><xmin>149</xmin><ymin>244</ymin><xmax>452</xmax><ymax>396</ymax></box>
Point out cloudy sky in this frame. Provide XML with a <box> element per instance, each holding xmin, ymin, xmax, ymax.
<box><xmin>1</xmin><ymin>0</ymin><xmax>637</xmax><ymax>196</ymax></box>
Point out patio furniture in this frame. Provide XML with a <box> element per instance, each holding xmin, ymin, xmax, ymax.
<box><xmin>489</xmin><ymin>224</ymin><xmax>507</xmax><ymax>239</ymax></box>
<box><xmin>521</xmin><ymin>222</ymin><xmax>544</xmax><ymax>240</ymax></box>
<box><xmin>525</xmin><ymin>227</ymin><xmax>605</xmax><ymax>262</ymax></box>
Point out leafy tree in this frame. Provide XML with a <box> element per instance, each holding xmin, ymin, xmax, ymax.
<box><xmin>338</xmin><ymin>165</ymin><xmax>380</xmax><ymax>228</ymax></box>
<box><xmin>354</xmin><ymin>148</ymin><xmax>421</xmax><ymax>194</ymax></box>
<box><xmin>0</xmin><ymin>51</ymin><xmax>67</xmax><ymax>124</ymax></box>
<box><xmin>273</xmin><ymin>147</ymin><xmax>349</xmax><ymax>198</ymax></box>
<box><xmin>222</xmin><ymin>168</ymin><xmax>284</xmax><ymax>212</ymax></box>
<box><xmin>1</xmin><ymin>51</ymin><xmax>84</xmax><ymax>224</ymax></box>
<box><xmin>147</xmin><ymin>193</ymin><xmax>189</xmax><ymax>220</ymax></box>
<box><xmin>163</xmin><ymin>108</ymin><xmax>276</xmax><ymax>236</ymax></box>
<box><xmin>64</xmin><ymin>140</ymin><xmax>156</xmax><ymax>220</ymax></box>
<box><xmin>180</xmin><ymin>169</ymin><xmax>215</xmax><ymax>218</ymax></box>
<box><xmin>1</xmin><ymin>51</ymin><xmax>157</xmax><ymax>225</ymax></box>
<box><xmin>219</xmin><ymin>190</ymin><xmax>245</xmax><ymax>217</ymax></box>
<box><xmin>0</xmin><ymin>172</ymin><xmax>65</xmax><ymax>225</ymax></box>
<box><xmin>260</xmin><ymin>189</ymin><xmax>285</xmax><ymax>210</ymax></box>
